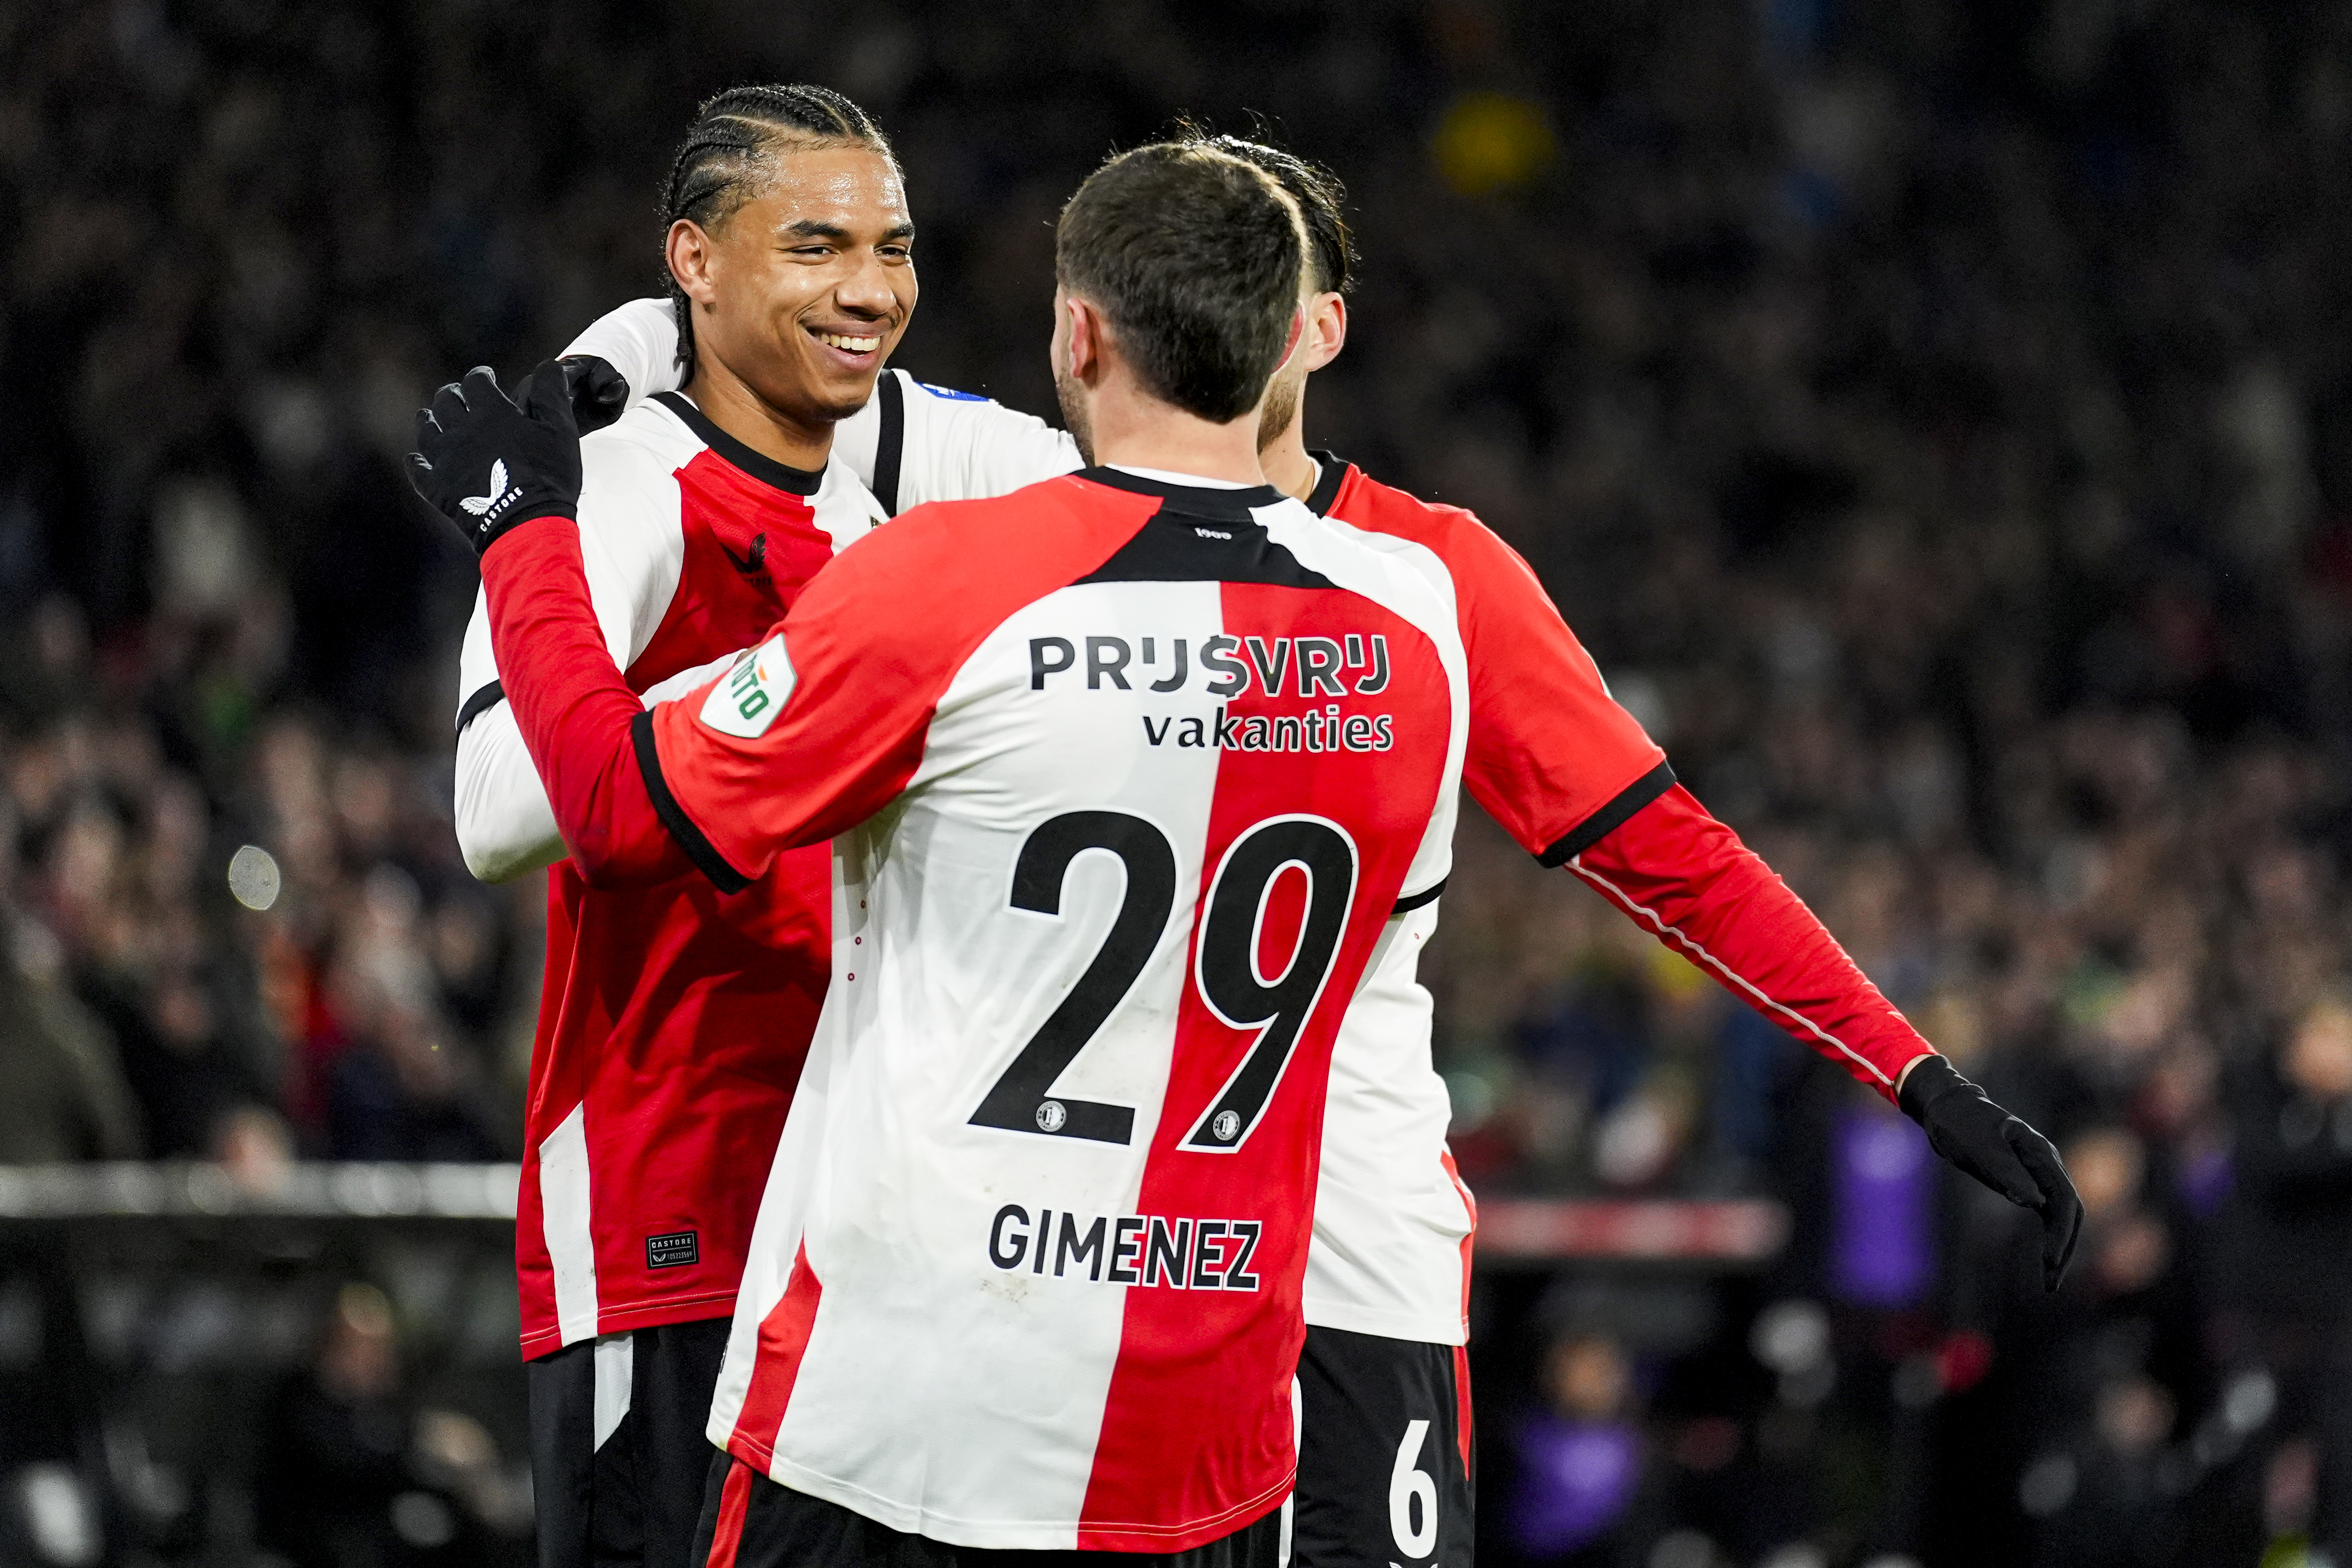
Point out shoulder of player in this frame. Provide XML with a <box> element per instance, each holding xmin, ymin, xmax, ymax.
<box><xmin>893</xmin><ymin>370</ymin><xmax>1068</xmax><ymax>448</ymax></box>
<box><xmin>813</xmin><ymin>455</ymin><xmax>889</xmax><ymax>530</ymax></box>
<box><xmin>580</xmin><ymin>398</ymin><xmax>701</xmax><ymax>488</ymax></box>
<box><xmin>891</xmin><ymin>369</ymin><xmax>999</xmax><ymax>413</ymax></box>
<box><xmin>1324</xmin><ymin>460</ymin><xmax>1537</xmax><ymax>589</ymax></box>
<box><xmin>1327</xmin><ymin>462</ymin><xmax>1484</xmax><ymax>543</ymax></box>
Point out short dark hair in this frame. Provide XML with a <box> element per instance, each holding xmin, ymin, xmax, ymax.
<box><xmin>660</xmin><ymin>84</ymin><xmax>896</xmax><ymax>381</ymax></box>
<box><xmin>1056</xmin><ymin>143</ymin><xmax>1304</xmax><ymax>424</ymax></box>
<box><xmin>1182</xmin><ymin>134</ymin><xmax>1354</xmax><ymax>297</ymax></box>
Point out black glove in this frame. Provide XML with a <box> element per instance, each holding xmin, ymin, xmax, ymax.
<box><xmin>560</xmin><ymin>353</ymin><xmax>629</xmax><ymax>434</ymax></box>
<box><xmin>1900</xmin><ymin>1054</ymin><xmax>2083</xmax><ymax>1291</ymax></box>
<box><xmin>407</xmin><ymin>362</ymin><xmax>582</xmax><ymax>558</ymax></box>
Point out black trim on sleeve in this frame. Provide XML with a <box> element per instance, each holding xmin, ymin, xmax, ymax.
<box><xmin>630</xmin><ymin>710</ymin><xmax>751</xmax><ymax>894</ymax></box>
<box><xmin>1391</xmin><ymin>878</ymin><xmax>1448</xmax><ymax>916</ymax></box>
<box><xmin>455</xmin><ymin>680</ymin><xmax>505</xmax><ymax>737</ymax></box>
<box><xmin>872</xmin><ymin>371</ymin><xmax>906</xmax><ymax>516</ymax></box>
<box><xmin>1304</xmin><ymin>451</ymin><xmax>1351</xmax><ymax>518</ymax></box>
<box><xmin>649</xmin><ymin>392</ymin><xmax>822</xmax><ymax>497</ymax></box>
<box><xmin>1536</xmin><ymin>760</ymin><xmax>1677</xmax><ymax>867</ymax></box>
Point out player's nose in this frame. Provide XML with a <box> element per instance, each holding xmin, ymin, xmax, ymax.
<box><xmin>834</xmin><ymin>252</ymin><xmax>906</xmax><ymax>320</ymax></box>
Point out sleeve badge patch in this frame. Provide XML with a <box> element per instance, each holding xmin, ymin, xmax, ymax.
<box><xmin>700</xmin><ymin>632</ymin><xmax>795</xmax><ymax>739</ymax></box>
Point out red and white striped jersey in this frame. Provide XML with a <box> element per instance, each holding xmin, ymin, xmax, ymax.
<box><xmin>639</xmin><ymin>469</ymin><xmax>1470</xmax><ymax>1550</ymax></box>
<box><xmin>454</xmin><ymin>392</ymin><xmax>884</xmax><ymax>1357</ymax></box>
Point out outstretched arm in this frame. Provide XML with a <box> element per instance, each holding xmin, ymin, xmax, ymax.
<box><xmin>1421</xmin><ymin>497</ymin><xmax>2081</xmax><ymax>1288</ymax></box>
<box><xmin>1566</xmin><ymin>786</ymin><xmax>2082</xmax><ymax>1290</ymax></box>
<box><xmin>1564</xmin><ymin>783</ymin><xmax>1931</xmax><ymax>1098</ymax></box>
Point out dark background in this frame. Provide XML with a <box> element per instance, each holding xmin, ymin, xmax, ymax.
<box><xmin>7</xmin><ymin>1</ymin><xmax>2352</xmax><ymax>1563</ymax></box>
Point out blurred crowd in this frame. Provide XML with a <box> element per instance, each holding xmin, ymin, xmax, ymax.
<box><xmin>8</xmin><ymin>0</ymin><xmax>2352</xmax><ymax>1562</ymax></box>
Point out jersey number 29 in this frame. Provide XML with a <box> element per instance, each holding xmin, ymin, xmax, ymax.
<box><xmin>967</xmin><ymin>810</ymin><xmax>1358</xmax><ymax>1152</ymax></box>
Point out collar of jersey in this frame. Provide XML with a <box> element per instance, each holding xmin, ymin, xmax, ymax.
<box><xmin>651</xmin><ymin>392</ymin><xmax>823</xmax><ymax>497</ymax></box>
<box><xmin>1077</xmin><ymin>465</ymin><xmax>1285</xmax><ymax>519</ymax></box>
<box><xmin>1305</xmin><ymin>450</ymin><xmax>1351</xmax><ymax>517</ymax></box>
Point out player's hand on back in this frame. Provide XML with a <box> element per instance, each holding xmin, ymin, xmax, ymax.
<box><xmin>407</xmin><ymin>361</ymin><xmax>584</xmax><ymax>557</ymax></box>
<box><xmin>559</xmin><ymin>353</ymin><xmax>629</xmax><ymax>434</ymax></box>
<box><xmin>1899</xmin><ymin>1054</ymin><xmax>2084</xmax><ymax>1291</ymax></box>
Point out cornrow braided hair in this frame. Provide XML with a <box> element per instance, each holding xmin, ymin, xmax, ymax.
<box><xmin>660</xmin><ymin>83</ymin><xmax>897</xmax><ymax>382</ymax></box>
<box><xmin>1183</xmin><ymin>132</ymin><xmax>1355</xmax><ymax>297</ymax></box>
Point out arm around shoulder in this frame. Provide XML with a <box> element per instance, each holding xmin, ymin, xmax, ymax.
<box><xmin>560</xmin><ymin>298</ymin><xmax>682</xmax><ymax>411</ymax></box>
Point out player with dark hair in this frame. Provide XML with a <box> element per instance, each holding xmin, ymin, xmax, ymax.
<box><xmin>418</xmin><ymin>138</ymin><xmax>1463</xmax><ymax>1566</ymax></box>
<box><xmin>443</xmin><ymin>82</ymin><xmax>1041</xmax><ymax>1568</ymax></box>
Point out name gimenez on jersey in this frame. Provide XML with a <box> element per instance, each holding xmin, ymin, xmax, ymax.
<box><xmin>986</xmin><ymin>1204</ymin><xmax>1263</xmax><ymax>1291</ymax></box>
<box><xmin>1030</xmin><ymin>632</ymin><xmax>1400</xmax><ymax>753</ymax></box>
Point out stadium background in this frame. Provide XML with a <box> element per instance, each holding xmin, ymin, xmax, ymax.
<box><xmin>6</xmin><ymin>0</ymin><xmax>2352</xmax><ymax>1563</ymax></box>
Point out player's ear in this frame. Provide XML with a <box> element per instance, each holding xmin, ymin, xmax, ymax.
<box><xmin>666</xmin><ymin>218</ymin><xmax>720</xmax><ymax>306</ymax></box>
<box><xmin>1062</xmin><ymin>294</ymin><xmax>1102</xmax><ymax>381</ymax></box>
<box><xmin>1304</xmin><ymin>293</ymin><xmax>1348</xmax><ymax>373</ymax></box>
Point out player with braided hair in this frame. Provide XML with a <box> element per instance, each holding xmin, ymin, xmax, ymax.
<box><xmin>443</xmin><ymin>82</ymin><xmax>1043</xmax><ymax>1568</ymax></box>
<box><xmin>656</xmin><ymin>83</ymin><xmax>896</xmax><ymax>389</ymax></box>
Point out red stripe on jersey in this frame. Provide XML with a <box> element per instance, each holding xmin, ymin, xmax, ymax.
<box><xmin>1440</xmin><ymin>1145</ymin><xmax>1476</xmax><ymax>1337</ymax></box>
<box><xmin>728</xmin><ymin>1241</ymin><xmax>823</xmax><ymax>1466</ymax></box>
<box><xmin>1452</xmin><ymin>1345</ymin><xmax>1474</xmax><ymax>1480</ymax></box>
<box><xmin>1321</xmin><ymin>467</ymin><xmax>1664</xmax><ymax>856</ymax></box>
<box><xmin>1077</xmin><ymin>582</ymin><xmax>1454</xmax><ymax>1552</ymax></box>
<box><xmin>703</xmin><ymin>1457</ymin><xmax>756</xmax><ymax>1568</ymax></box>
<box><xmin>628</xmin><ymin>451</ymin><xmax>836</xmax><ymax>689</ymax></box>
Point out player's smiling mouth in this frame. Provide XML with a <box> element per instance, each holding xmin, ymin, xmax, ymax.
<box><xmin>811</xmin><ymin>325</ymin><xmax>885</xmax><ymax>358</ymax></box>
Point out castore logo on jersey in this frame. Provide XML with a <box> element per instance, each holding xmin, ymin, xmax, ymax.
<box><xmin>720</xmin><ymin>532</ymin><xmax>769</xmax><ymax>580</ymax></box>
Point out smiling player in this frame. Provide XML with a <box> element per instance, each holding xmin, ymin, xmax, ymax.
<box><xmin>443</xmin><ymin>84</ymin><xmax>960</xmax><ymax>1568</ymax></box>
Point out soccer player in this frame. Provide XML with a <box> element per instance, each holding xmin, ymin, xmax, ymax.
<box><xmin>415</xmin><ymin>140</ymin><xmax>1465</xmax><ymax>1564</ymax></box>
<box><xmin>440</xmin><ymin>83</ymin><xmax>1063</xmax><ymax>1568</ymax></box>
<box><xmin>550</xmin><ymin>133</ymin><xmax>2085</xmax><ymax>1568</ymax></box>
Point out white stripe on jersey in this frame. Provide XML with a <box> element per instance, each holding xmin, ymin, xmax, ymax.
<box><xmin>539</xmin><ymin>1101</ymin><xmax>598</xmax><ymax>1344</ymax></box>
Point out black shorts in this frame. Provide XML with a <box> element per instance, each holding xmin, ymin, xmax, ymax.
<box><xmin>692</xmin><ymin>1451</ymin><xmax>1284</xmax><ymax>1568</ymax></box>
<box><xmin>1292</xmin><ymin>1325</ymin><xmax>1474</xmax><ymax>1568</ymax></box>
<box><xmin>528</xmin><ymin>1316</ymin><xmax>732</xmax><ymax>1568</ymax></box>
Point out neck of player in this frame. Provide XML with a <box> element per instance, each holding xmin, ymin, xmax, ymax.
<box><xmin>1085</xmin><ymin>384</ymin><xmax>1270</xmax><ymax>488</ymax></box>
<box><xmin>1257</xmin><ymin>413</ymin><xmax>1318</xmax><ymax>503</ymax></box>
<box><xmin>684</xmin><ymin>353</ymin><xmax>837</xmax><ymax>473</ymax></box>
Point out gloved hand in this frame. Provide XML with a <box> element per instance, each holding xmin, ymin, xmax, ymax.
<box><xmin>407</xmin><ymin>362</ymin><xmax>582</xmax><ymax>557</ymax></box>
<box><xmin>1899</xmin><ymin>1053</ymin><xmax>2083</xmax><ymax>1291</ymax></box>
<box><xmin>560</xmin><ymin>353</ymin><xmax>629</xmax><ymax>434</ymax></box>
